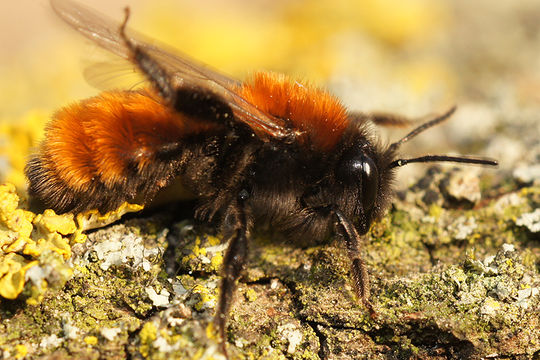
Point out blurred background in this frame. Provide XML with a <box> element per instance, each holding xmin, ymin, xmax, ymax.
<box><xmin>1</xmin><ymin>0</ymin><xmax>539</xmax><ymax>195</ymax></box>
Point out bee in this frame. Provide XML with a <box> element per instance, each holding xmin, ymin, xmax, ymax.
<box><xmin>26</xmin><ymin>0</ymin><xmax>498</xmax><ymax>355</ymax></box>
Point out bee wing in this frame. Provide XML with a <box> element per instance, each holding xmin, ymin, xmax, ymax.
<box><xmin>50</xmin><ymin>0</ymin><xmax>295</xmax><ymax>141</ymax></box>
<box><xmin>83</xmin><ymin>59</ymin><xmax>147</xmax><ymax>91</ymax></box>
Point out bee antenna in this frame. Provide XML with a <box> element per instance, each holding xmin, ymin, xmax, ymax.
<box><xmin>389</xmin><ymin>105</ymin><xmax>457</xmax><ymax>152</ymax></box>
<box><xmin>389</xmin><ymin>155</ymin><xmax>498</xmax><ymax>169</ymax></box>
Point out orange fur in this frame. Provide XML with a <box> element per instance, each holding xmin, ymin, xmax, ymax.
<box><xmin>39</xmin><ymin>73</ymin><xmax>348</xmax><ymax>195</ymax></box>
<box><xmin>40</xmin><ymin>89</ymin><xmax>219</xmax><ymax>191</ymax></box>
<box><xmin>31</xmin><ymin>73</ymin><xmax>349</xmax><ymax>212</ymax></box>
<box><xmin>236</xmin><ymin>72</ymin><xmax>350</xmax><ymax>150</ymax></box>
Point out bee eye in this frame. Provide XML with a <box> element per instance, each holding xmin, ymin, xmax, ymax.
<box><xmin>358</xmin><ymin>156</ymin><xmax>378</xmax><ymax>209</ymax></box>
<box><xmin>337</xmin><ymin>151</ymin><xmax>379</xmax><ymax>210</ymax></box>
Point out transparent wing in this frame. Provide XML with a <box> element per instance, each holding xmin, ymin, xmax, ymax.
<box><xmin>83</xmin><ymin>59</ymin><xmax>146</xmax><ymax>90</ymax></box>
<box><xmin>50</xmin><ymin>0</ymin><xmax>294</xmax><ymax>141</ymax></box>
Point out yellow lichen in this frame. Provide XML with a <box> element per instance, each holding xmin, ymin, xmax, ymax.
<box><xmin>0</xmin><ymin>183</ymin><xmax>34</xmax><ymax>235</ymax></box>
<box><xmin>139</xmin><ymin>321</ymin><xmax>158</xmax><ymax>358</ymax></box>
<box><xmin>0</xmin><ymin>253</ymin><xmax>38</xmax><ymax>299</ymax></box>
<box><xmin>0</xmin><ymin>111</ymin><xmax>47</xmax><ymax>191</ymax></box>
<box><xmin>25</xmin><ymin>279</ymin><xmax>48</xmax><ymax>306</ymax></box>
<box><xmin>207</xmin><ymin>235</ymin><xmax>221</xmax><ymax>247</ymax></box>
<box><xmin>21</xmin><ymin>233</ymin><xmax>71</xmax><ymax>260</ymax></box>
<box><xmin>0</xmin><ymin>182</ymin><xmax>144</xmax><ymax>302</ymax></box>
<box><xmin>210</xmin><ymin>252</ymin><xmax>223</xmax><ymax>272</ymax></box>
<box><xmin>245</xmin><ymin>288</ymin><xmax>258</xmax><ymax>302</ymax></box>
<box><xmin>428</xmin><ymin>204</ymin><xmax>443</xmax><ymax>219</ymax></box>
<box><xmin>84</xmin><ymin>336</ymin><xmax>98</xmax><ymax>345</ymax></box>
<box><xmin>205</xmin><ymin>322</ymin><xmax>218</xmax><ymax>341</ymax></box>
<box><xmin>76</xmin><ymin>202</ymin><xmax>144</xmax><ymax>231</ymax></box>
<box><xmin>14</xmin><ymin>344</ymin><xmax>28</xmax><ymax>359</ymax></box>
<box><xmin>0</xmin><ymin>184</ymin><xmax>39</xmax><ymax>299</ymax></box>
<box><xmin>33</xmin><ymin>209</ymin><xmax>77</xmax><ymax>236</ymax></box>
<box><xmin>192</xmin><ymin>237</ymin><xmax>207</xmax><ymax>257</ymax></box>
<box><xmin>70</xmin><ymin>229</ymin><xmax>87</xmax><ymax>244</ymax></box>
<box><xmin>192</xmin><ymin>283</ymin><xmax>217</xmax><ymax>311</ymax></box>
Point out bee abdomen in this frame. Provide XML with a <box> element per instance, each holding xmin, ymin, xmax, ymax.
<box><xmin>25</xmin><ymin>155</ymin><xmax>129</xmax><ymax>213</ymax></box>
<box><xmin>25</xmin><ymin>89</ymin><xmax>204</xmax><ymax>214</ymax></box>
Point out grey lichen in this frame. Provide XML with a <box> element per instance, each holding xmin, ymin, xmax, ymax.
<box><xmin>1</xmin><ymin>177</ymin><xmax>539</xmax><ymax>359</ymax></box>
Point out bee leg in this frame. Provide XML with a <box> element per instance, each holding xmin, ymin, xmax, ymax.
<box><xmin>350</xmin><ymin>106</ymin><xmax>457</xmax><ymax>129</ymax></box>
<box><xmin>215</xmin><ymin>201</ymin><xmax>250</xmax><ymax>357</ymax></box>
<box><xmin>333</xmin><ymin>209</ymin><xmax>376</xmax><ymax>317</ymax></box>
<box><xmin>349</xmin><ymin>111</ymin><xmax>415</xmax><ymax>128</ymax></box>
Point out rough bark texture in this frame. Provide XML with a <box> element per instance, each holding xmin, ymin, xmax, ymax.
<box><xmin>1</xmin><ymin>176</ymin><xmax>539</xmax><ymax>359</ymax></box>
<box><xmin>1</xmin><ymin>0</ymin><xmax>540</xmax><ymax>359</ymax></box>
